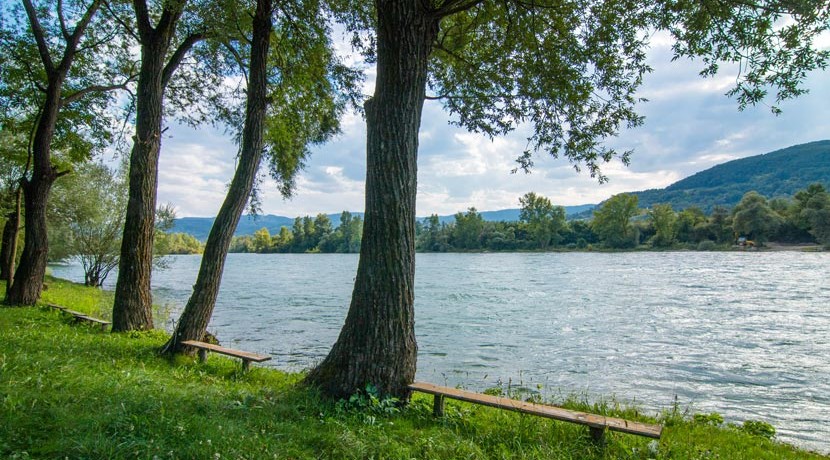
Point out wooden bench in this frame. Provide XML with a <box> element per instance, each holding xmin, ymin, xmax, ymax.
<box><xmin>409</xmin><ymin>382</ymin><xmax>662</xmax><ymax>442</ymax></box>
<box><xmin>46</xmin><ymin>303</ymin><xmax>111</xmax><ymax>331</ymax></box>
<box><xmin>181</xmin><ymin>340</ymin><xmax>271</xmax><ymax>372</ymax></box>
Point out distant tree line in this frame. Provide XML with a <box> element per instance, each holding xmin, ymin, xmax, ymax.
<box><xmin>228</xmin><ymin>186</ymin><xmax>830</xmax><ymax>254</ymax></box>
<box><xmin>230</xmin><ymin>211</ymin><xmax>363</xmax><ymax>253</ymax></box>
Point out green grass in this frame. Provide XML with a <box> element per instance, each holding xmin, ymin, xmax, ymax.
<box><xmin>1</xmin><ymin>279</ymin><xmax>827</xmax><ymax>459</ymax></box>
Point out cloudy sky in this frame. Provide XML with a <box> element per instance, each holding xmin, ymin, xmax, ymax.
<box><xmin>156</xmin><ymin>32</ymin><xmax>830</xmax><ymax>218</ymax></box>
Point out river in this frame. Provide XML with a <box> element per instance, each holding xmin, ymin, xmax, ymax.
<box><xmin>50</xmin><ymin>251</ymin><xmax>830</xmax><ymax>453</ymax></box>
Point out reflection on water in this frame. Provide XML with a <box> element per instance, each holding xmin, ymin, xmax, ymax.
<box><xmin>51</xmin><ymin>251</ymin><xmax>830</xmax><ymax>453</ymax></box>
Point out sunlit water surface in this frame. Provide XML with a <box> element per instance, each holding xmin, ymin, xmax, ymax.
<box><xmin>51</xmin><ymin>252</ymin><xmax>830</xmax><ymax>452</ymax></box>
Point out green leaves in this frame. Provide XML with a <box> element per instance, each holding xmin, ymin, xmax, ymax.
<box><xmin>591</xmin><ymin>192</ymin><xmax>640</xmax><ymax>248</ymax></box>
<box><xmin>659</xmin><ymin>0</ymin><xmax>830</xmax><ymax>112</ymax></box>
<box><xmin>429</xmin><ymin>0</ymin><xmax>651</xmax><ymax>180</ymax></box>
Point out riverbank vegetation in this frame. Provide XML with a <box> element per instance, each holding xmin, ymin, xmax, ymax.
<box><xmin>1</xmin><ymin>279</ymin><xmax>827</xmax><ymax>459</ymax></box>
<box><xmin>228</xmin><ymin>185</ymin><xmax>830</xmax><ymax>254</ymax></box>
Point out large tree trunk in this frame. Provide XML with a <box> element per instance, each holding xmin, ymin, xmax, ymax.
<box><xmin>111</xmin><ymin>35</ymin><xmax>169</xmax><ymax>331</ymax></box>
<box><xmin>305</xmin><ymin>0</ymin><xmax>438</xmax><ymax>399</ymax></box>
<box><xmin>162</xmin><ymin>0</ymin><xmax>272</xmax><ymax>353</ymax></box>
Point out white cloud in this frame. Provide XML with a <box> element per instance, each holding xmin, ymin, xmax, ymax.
<box><xmin>156</xmin><ymin>33</ymin><xmax>830</xmax><ymax>219</ymax></box>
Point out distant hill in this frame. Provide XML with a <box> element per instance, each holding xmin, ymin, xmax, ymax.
<box><xmin>172</xmin><ymin>205</ymin><xmax>596</xmax><ymax>241</ymax></box>
<box><xmin>631</xmin><ymin>140</ymin><xmax>830</xmax><ymax>212</ymax></box>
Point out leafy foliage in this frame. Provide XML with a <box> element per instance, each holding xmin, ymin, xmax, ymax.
<box><xmin>519</xmin><ymin>192</ymin><xmax>566</xmax><ymax>249</ymax></box>
<box><xmin>591</xmin><ymin>193</ymin><xmax>640</xmax><ymax>248</ymax></box>
<box><xmin>732</xmin><ymin>191</ymin><xmax>781</xmax><ymax>244</ymax></box>
<box><xmin>0</xmin><ymin>0</ymin><xmax>135</xmax><ymax>163</ymax></box>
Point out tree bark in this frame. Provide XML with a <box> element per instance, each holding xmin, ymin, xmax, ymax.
<box><xmin>162</xmin><ymin>0</ymin><xmax>272</xmax><ymax>353</ymax></box>
<box><xmin>305</xmin><ymin>0</ymin><xmax>438</xmax><ymax>399</ymax></box>
<box><xmin>111</xmin><ymin>2</ymin><xmax>186</xmax><ymax>331</ymax></box>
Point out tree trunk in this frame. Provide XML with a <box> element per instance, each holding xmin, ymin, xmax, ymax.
<box><xmin>111</xmin><ymin>35</ymin><xmax>169</xmax><ymax>331</ymax></box>
<box><xmin>1</xmin><ymin>209</ymin><xmax>17</xmax><ymax>283</ymax></box>
<box><xmin>5</xmin><ymin>75</ymin><xmax>64</xmax><ymax>306</ymax></box>
<box><xmin>5</xmin><ymin>174</ymin><xmax>54</xmax><ymax>304</ymax></box>
<box><xmin>305</xmin><ymin>0</ymin><xmax>438</xmax><ymax>399</ymax></box>
<box><xmin>162</xmin><ymin>0</ymin><xmax>272</xmax><ymax>353</ymax></box>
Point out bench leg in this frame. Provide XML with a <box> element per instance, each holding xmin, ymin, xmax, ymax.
<box><xmin>589</xmin><ymin>426</ymin><xmax>606</xmax><ymax>443</ymax></box>
<box><xmin>433</xmin><ymin>394</ymin><xmax>445</xmax><ymax>417</ymax></box>
<box><xmin>242</xmin><ymin>359</ymin><xmax>251</xmax><ymax>373</ymax></box>
<box><xmin>197</xmin><ymin>348</ymin><xmax>208</xmax><ymax>363</ymax></box>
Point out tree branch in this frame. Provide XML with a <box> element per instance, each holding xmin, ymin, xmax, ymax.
<box><xmin>57</xmin><ymin>0</ymin><xmax>103</xmax><ymax>74</ymax></box>
<box><xmin>61</xmin><ymin>75</ymin><xmax>138</xmax><ymax>105</ymax></box>
<box><xmin>132</xmin><ymin>0</ymin><xmax>152</xmax><ymax>39</ymax></box>
<box><xmin>221</xmin><ymin>40</ymin><xmax>249</xmax><ymax>84</ymax></box>
<box><xmin>435</xmin><ymin>0</ymin><xmax>485</xmax><ymax>18</ymax></box>
<box><xmin>57</xmin><ymin>0</ymin><xmax>72</xmax><ymax>42</ymax></box>
<box><xmin>161</xmin><ymin>32</ymin><xmax>206</xmax><ymax>88</ymax></box>
<box><xmin>103</xmin><ymin>1</ymin><xmax>140</xmax><ymax>41</ymax></box>
<box><xmin>22</xmin><ymin>0</ymin><xmax>55</xmax><ymax>74</ymax></box>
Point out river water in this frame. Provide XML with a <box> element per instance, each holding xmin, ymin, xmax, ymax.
<box><xmin>50</xmin><ymin>251</ymin><xmax>830</xmax><ymax>452</ymax></box>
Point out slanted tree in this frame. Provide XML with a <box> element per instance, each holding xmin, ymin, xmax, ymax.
<box><xmin>307</xmin><ymin>0</ymin><xmax>830</xmax><ymax>399</ymax></box>
<box><xmin>162</xmin><ymin>0</ymin><xmax>355</xmax><ymax>353</ymax></box>
<box><xmin>1</xmin><ymin>0</ymin><xmax>134</xmax><ymax>305</ymax></box>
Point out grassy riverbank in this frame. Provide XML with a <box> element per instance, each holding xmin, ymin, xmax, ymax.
<box><xmin>1</xmin><ymin>279</ymin><xmax>827</xmax><ymax>459</ymax></box>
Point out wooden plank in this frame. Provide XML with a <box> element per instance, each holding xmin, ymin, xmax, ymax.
<box><xmin>181</xmin><ymin>340</ymin><xmax>271</xmax><ymax>362</ymax></box>
<box><xmin>45</xmin><ymin>303</ymin><xmax>66</xmax><ymax>310</ymax></box>
<box><xmin>409</xmin><ymin>382</ymin><xmax>662</xmax><ymax>439</ymax></box>
<box><xmin>75</xmin><ymin>315</ymin><xmax>111</xmax><ymax>325</ymax></box>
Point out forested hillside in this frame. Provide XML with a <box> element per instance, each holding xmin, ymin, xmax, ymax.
<box><xmin>633</xmin><ymin>140</ymin><xmax>830</xmax><ymax>211</ymax></box>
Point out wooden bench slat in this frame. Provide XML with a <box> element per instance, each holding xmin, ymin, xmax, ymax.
<box><xmin>409</xmin><ymin>382</ymin><xmax>662</xmax><ymax>439</ymax></box>
<box><xmin>181</xmin><ymin>340</ymin><xmax>271</xmax><ymax>362</ymax></box>
<box><xmin>75</xmin><ymin>315</ymin><xmax>111</xmax><ymax>325</ymax></box>
<box><xmin>52</xmin><ymin>306</ymin><xmax>111</xmax><ymax>330</ymax></box>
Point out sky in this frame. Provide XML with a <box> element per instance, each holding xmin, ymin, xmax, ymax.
<box><xmin>155</xmin><ymin>31</ymin><xmax>830</xmax><ymax>218</ymax></box>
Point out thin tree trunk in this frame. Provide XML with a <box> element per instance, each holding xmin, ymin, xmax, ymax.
<box><xmin>0</xmin><ymin>216</ymin><xmax>11</xmax><ymax>282</ymax></box>
<box><xmin>162</xmin><ymin>0</ymin><xmax>272</xmax><ymax>353</ymax></box>
<box><xmin>305</xmin><ymin>0</ymin><xmax>438</xmax><ymax>399</ymax></box>
<box><xmin>1</xmin><ymin>204</ymin><xmax>18</xmax><ymax>283</ymax></box>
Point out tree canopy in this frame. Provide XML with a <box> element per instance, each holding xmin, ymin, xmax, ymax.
<box><xmin>308</xmin><ymin>0</ymin><xmax>830</xmax><ymax>399</ymax></box>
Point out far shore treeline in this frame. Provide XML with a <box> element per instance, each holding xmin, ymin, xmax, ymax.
<box><xmin>227</xmin><ymin>184</ymin><xmax>830</xmax><ymax>254</ymax></box>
